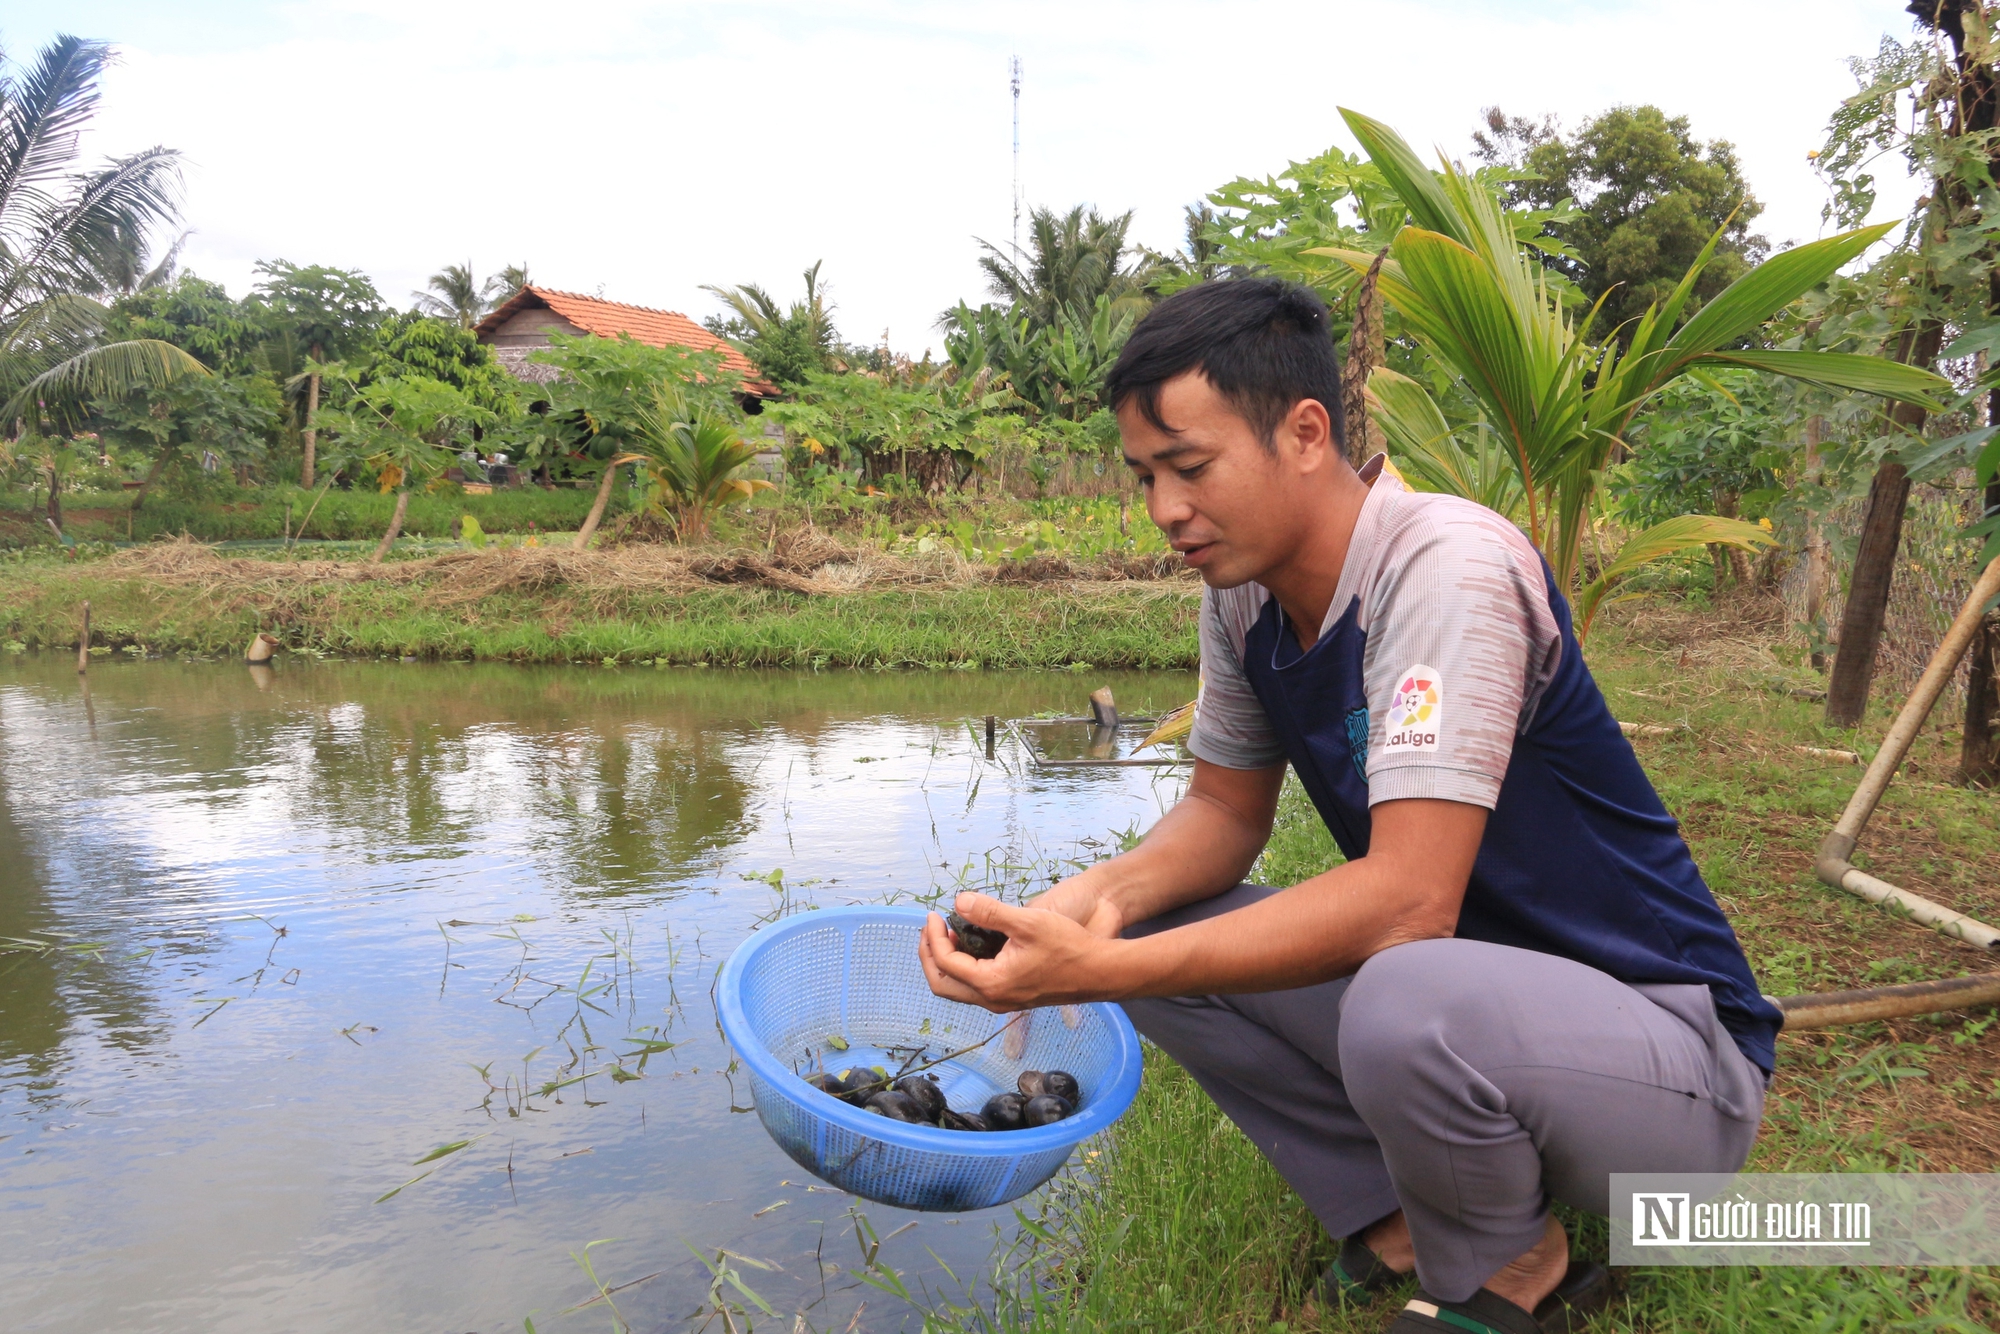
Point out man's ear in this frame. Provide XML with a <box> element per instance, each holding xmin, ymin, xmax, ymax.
<box><xmin>1285</xmin><ymin>398</ymin><xmax>1339</xmax><ymax>474</ymax></box>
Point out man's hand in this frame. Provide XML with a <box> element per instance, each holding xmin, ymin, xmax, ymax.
<box><xmin>920</xmin><ymin>892</ymin><xmax>1124</xmax><ymax>1013</ymax></box>
<box><xmin>920</xmin><ymin>798</ymin><xmax>1486</xmax><ymax>1009</ymax></box>
<box><xmin>1027</xmin><ymin>875</ymin><xmax>1126</xmax><ymax>938</ymax></box>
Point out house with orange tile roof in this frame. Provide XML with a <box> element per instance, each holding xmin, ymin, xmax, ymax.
<box><xmin>475</xmin><ymin>285</ymin><xmax>780</xmax><ymax>409</ymax></box>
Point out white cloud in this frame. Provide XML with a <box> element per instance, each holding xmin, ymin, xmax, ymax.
<box><xmin>52</xmin><ymin>0</ymin><xmax>1927</xmax><ymax>356</ymax></box>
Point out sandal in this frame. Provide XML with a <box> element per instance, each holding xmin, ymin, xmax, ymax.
<box><xmin>1318</xmin><ymin>1233</ymin><xmax>1403</xmax><ymax>1305</ymax></box>
<box><xmin>1387</xmin><ymin>1262</ymin><xmax>1613</xmax><ymax>1334</ymax></box>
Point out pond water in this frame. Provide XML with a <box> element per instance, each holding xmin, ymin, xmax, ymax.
<box><xmin>0</xmin><ymin>656</ymin><xmax>1195</xmax><ymax>1333</ymax></box>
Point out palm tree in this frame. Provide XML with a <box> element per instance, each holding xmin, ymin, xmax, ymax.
<box><xmin>0</xmin><ymin>35</ymin><xmax>206</xmax><ymax>431</ymax></box>
<box><xmin>482</xmin><ymin>263</ymin><xmax>530</xmax><ymax>310</ymax></box>
<box><xmin>413</xmin><ymin>262</ymin><xmax>531</xmax><ymax>328</ymax></box>
<box><xmin>1317</xmin><ymin>110</ymin><xmax>1951</xmax><ymax>638</ymax></box>
<box><xmin>975</xmin><ymin>205</ymin><xmax>1155</xmax><ymax>333</ymax></box>
<box><xmin>702</xmin><ymin>261</ymin><xmax>834</xmax><ymax>386</ymax></box>
<box><xmin>413</xmin><ymin>262</ymin><xmax>485</xmax><ymax>328</ymax></box>
<box><xmin>629</xmin><ymin>387</ymin><xmax>771</xmax><ymax>541</ymax></box>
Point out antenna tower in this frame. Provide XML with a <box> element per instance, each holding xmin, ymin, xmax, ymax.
<box><xmin>1010</xmin><ymin>55</ymin><xmax>1023</xmax><ymax>261</ymax></box>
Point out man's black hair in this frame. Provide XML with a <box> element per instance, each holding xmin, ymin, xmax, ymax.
<box><xmin>1104</xmin><ymin>277</ymin><xmax>1346</xmax><ymax>453</ymax></box>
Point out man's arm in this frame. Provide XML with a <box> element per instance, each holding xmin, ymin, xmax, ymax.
<box><xmin>920</xmin><ymin>797</ymin><xmax>1485</xmax><ymax>1012</ymax></box>
<box><xmin>1032</xmin><ymin>757</ymin><xmax>1286</xmax><ymax>939</ymax></box>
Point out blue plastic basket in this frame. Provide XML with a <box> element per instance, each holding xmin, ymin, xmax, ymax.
<box><xmin>716</xmin><ymin>906</ymin><xmax>1144</xmax><ymax>1212</ymax></box>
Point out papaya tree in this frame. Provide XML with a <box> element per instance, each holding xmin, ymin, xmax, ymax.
<box><xmin>523</xmin><ymin>331</ymin><xmax>736</xmax><ymax>548</ymax></box>
<box><xmin>316</xmin><ymin>376</ymin><xmax>491</xmax><ymax>562</ymax></box>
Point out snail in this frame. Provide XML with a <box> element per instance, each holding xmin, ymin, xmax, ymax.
<box><xmin>1023</xmin><ymin>1094</ymin><xmax>1074</xmax><ymax>1127</ymax></box>
<box><xmin>864</xmin><ymin>1089</ymin><xmax>927</xmax><ymax>1122</ymax></box>
<box><xmin>944</xmin><ymin>912</ymin><xmax>1007</xmax><ymax>961</ymax></box>
<box><xmin>981</xmin><ymin>1092</ymin><xmax>1027</xmax><ymax>1130</ymax></box>
<box><xmin>894</xmin><ymin>1073</ymin><xmax>947</xmax><ymax>1122</ymax></box>
<box><xmin>1017</xmin><ymin>1070</ymin><xmax>1046</xmax><ymax>1097</ymax></box>
<box><xmin>1042</xmin><ymin>1070</ymin><xmax>1081</xmax><ymax>1106</ymax></box>
<box><xmin>802</xmin><ymin>1071</ymin><xmax>846</xmax><ymax>1099</ymax></box>
<box><xmin>938</xmin><ymin>1108</ymin><xmax>990</xmax><ymax>1132</ymax></box>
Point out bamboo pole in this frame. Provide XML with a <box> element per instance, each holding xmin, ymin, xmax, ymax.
<box><xmin>75</xmin><ymin>601</ymin><xmax>90</xmax><ymax>674</ymax></box>
<box><xmin>1777</xmin><ymin>971</ymin><xmax>2000</xmax><ymax>1030</ymax></box>
<box><xmin>1815</xmin><ymin>552</ymin><xmax>2000</xmax><ymax>949</ymax></box>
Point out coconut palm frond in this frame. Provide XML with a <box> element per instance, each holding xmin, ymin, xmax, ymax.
<box><xmin>2</xmin><ymin>337</ymin><xmax>208</xmax><ymax>429</ymax></box>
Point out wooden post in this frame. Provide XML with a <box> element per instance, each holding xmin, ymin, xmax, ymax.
<box><xmin>1089</xmin><ymin>687</ymin><xmax>1117</xmax><ymax>730</ymax></box>
<box><xmin>75</xmin><ymin>601</ymin><xmax>90</xmax><ymax>674</ymax></box>
<box><xmin>984</xmin><ymin>715</ymin><xmax>996</xmax><ymax>760</ymax></box>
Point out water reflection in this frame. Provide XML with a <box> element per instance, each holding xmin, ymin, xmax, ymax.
<box><xmin>0</xmin><ymin>655</ymin><xmax>1192</xmax><ymax>1333</ymax></box>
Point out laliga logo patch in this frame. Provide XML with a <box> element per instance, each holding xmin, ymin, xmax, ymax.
<box><xmin>1383</xmin><ymin>664</ymin><xmax>1443</xmax><ymax>753</ymax></box>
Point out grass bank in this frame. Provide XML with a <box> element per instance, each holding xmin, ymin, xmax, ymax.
<box><xmin>993</xmin><ymin>595</ymin><xmax>2000</xmax><ymax>1333</ymax></box>
<box><xmin>1</xmin><ymin>482</ymin><xmax>629</xmax><ymax>546</ymax></box>
<box><xmin>0</xmin><ymin>543</ymin><xmax>1200</xmax><ymax>670</ymax></box>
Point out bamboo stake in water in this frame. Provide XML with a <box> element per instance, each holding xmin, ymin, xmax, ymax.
<box><xmin>75</xmin><ymin>601</ymin><xmax>90</xmax><ymax>674</ymax></box>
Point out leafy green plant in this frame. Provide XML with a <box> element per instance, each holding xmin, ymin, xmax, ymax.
<box><xmin>521</xmin><ymin>330</ymin><xmax>738</xmax><ymax>546</ymax></box>
<box><xmin>252</xmin><ymin>259</ymin><xmax>387</xmax><ymax>488</ymax></box>
<box><xmin>770</xmin><ymin>360</ymin><xmax>1027</xmax><ymax>491</ymax></box>
<box><xmin>1311</xmin><ymin>109</ymin><xmax>1951</xmax><ymax>637</ymax></box>
<box><xmin>629</xmin><ymin>389</ymin><xmax>772</xmax><ymax>541</ymax></box>
<box><xmin>701</xmin><ymin>260</ymin><xmax>835</xmax><ymax>388</ymax></box>
<box><xmin>94</xmin><ymin>372</ymin><xmax>282</xmax><ymax>511</ymax></box>
<box><xmin>317</xmin><ymin>376</ymin><xmax>492</xmax><ymax>561</ymax></box>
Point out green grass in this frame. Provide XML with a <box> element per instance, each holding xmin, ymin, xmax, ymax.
<box><xmin>0</xmin><ymin>482</ymin><xmax>629</xmax><ymax>545</ymax></box>
<box><xmin>962</xmin><ymin>600</ymin><xmax>2000</xmax><ymax>1333</ymax></box>
<box><xmin>0</xmin><ymin>552</ymin><xmax>1201</xmax><ymax>669</ymax></box>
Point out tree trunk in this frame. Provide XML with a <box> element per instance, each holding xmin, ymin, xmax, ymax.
<box><xmin>1964</xmin><ymin>589</ymin><xmax>2000</xmax><ymax>788</ymax></box>
<box><xmin>572</xmin><ymin>464</ymin><xmax>619</xmax><ymax>550</ymax></box>
<box><xmin>1826</xmin><ymin>322</ymin><xmax>1942</xmax><ymax>727</ymax></box>
<box><xmin>301</xmin><ymin>347</ymin><xmax>323</xmax><ymax>490</ymax></box>
<box><xmin>370</xmin><ymin>488</ymin><xmax>410</xmax><ymax>564</ymax></box>
<box><xmin>1338</xmin><ymin>248</ymin><xmax>1390</xmax><ymax>468</ymax></box>
<box><xmin>44</xmin><ymin>463</ymin><xmax>62</xmax><ymax>534</ymax></box>
<box><xmin>1963</xmin><ymin>396</ymin><xmax>2000</xmax><ymax>784</ymax></box>
<box><xmin>1801</xmin><ymin>416</ymin><xmax>1832</xmax><ymax>671</ymax></box>
<box><xmin>130</xmin><ymin>444</ymin><xmax>174</xmax><ymax>514</ymax></box>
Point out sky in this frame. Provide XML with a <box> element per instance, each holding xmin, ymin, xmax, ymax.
<box><xmin>15</xmin><ymin>1</ymin><xmax>1934</xmax><ymax>357</ymax></box>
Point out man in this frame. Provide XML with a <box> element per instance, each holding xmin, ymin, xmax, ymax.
<box><xmin>920</xmin><ymin>279</ymin><xmax>1776</xmax><ymax>1334</ymax></box>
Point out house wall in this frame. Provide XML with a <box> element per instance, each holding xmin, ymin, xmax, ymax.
<box><xmin>483</xmin><ymin>307</ymin><xmax>582</xmax><ymax>382</ymax></box>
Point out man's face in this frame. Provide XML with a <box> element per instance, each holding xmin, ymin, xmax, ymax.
<box><xmin>1118</xmin><ymin>371</ymin><xmax>1325</xmax><ymax>589</ymax></box>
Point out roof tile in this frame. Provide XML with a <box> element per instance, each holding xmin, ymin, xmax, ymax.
<box><xmin>481</xmin><ymin>285</ymin><xmax>777</xmax><ymax>397</ymax></box>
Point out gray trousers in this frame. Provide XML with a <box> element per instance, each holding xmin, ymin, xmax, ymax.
<box><xmin>1120</xmin><ymin>883</ymin><xmax>1767</xmax><ymax>1302</ymax></box>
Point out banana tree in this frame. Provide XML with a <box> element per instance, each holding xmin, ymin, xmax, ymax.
<box><xmin>1311</xmin><ymin>110</ymin><xmax>1953</xmax><ymax>639</ymax></box>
